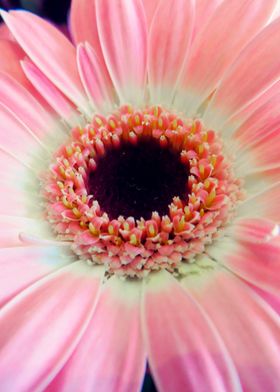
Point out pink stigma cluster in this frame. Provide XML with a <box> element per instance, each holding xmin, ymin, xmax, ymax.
<box><xmin>43</xmin><ymin>106</ymin><xmax>242</xmax><ymax>278</ymax></box>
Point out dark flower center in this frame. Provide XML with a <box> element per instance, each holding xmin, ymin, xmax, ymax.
<box><xmin>87</xmin><ymin>140</ymin><xmax>189</xmax><ymax>220</ymax></box>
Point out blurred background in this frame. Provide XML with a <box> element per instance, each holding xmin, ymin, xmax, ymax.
<box><xmin>0</xmin><ymin>1</ymin><xmax>158</xmax><ymax>391</ymax></box>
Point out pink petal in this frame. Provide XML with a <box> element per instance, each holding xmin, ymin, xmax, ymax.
<box><xmin>69</xmin><ymin>0</ymin><xmax>111</xmax><ymax>83</ymax></box>
<box><xmin>177</xmin><ymin>0</ymin><xmax>276</xmax><ymax>114</ymax></box>
<box><xmin>142</xmin><ymin>0</ymin><xmax>159</xmax><ymax>29</ymax></box>
<box><xmin>188</xmin><ymin>269</ymin><xmax>280</xmax><ymax>391</ymax></box>
<box><xmin>148</xmin><ymin>0</ymin><xmax>195</xmax><ymax>105</ymax></box>
<box><xmin>96</xmin><ymin>0</ymin><xmax>148</xmax><ymax>104</ymax></box>
<box><xmin>224</xmin><ymin>78</ymin><xmax>280</xmax><ymax>136</ymax></box>
<box><xmin>45</xmin><ymin>277</ymin><xmax>145</xmax><ymax>392</ymax></box>
<box><xmin>208</xmin><ymin>236</ymin><xmax>280</xmax><ymax>296</ymax></box>
<box><xmin>193</xmin><ymin>0</ymin><xmax>223</xmax><ymax>39</ymax></box>
<box><xmin>0</xmin><ymin>39</ymin><xmax>30</xmax><ymax>89</ymax></box>
<box><xmin>241</xmin><ymin>168</ymin><xmax>280</xmax><ymax>198</ymax></box>
<box><xmin>235</xmin><ymin>91</ymin><xmax>280</xmax><ymax>140</ymax></box>
<box><xmin>0</xmin><ymin>215</ymin><xmax>50</xmax><ymax>247</ymax></box>
<box><xmin>1</xmin><ymin>10</ymin><xmax>88</xmax><ymax>110</ymax></box>
<box><xmin>0</xmin><ymin>23</ymin><xmax>14</xmax><ymax>40</ymax></box>
<box><xmin>231</xmin><ymin>91</ymin><xmax>280</xmax><ymax>171</ymax></box>
<box><xmin>238</xmin><ymin>182</ymin><xmax>280</xmax><ymax>222</ymax></box>
<box><xmin>0</xmin><ymin>102</ymin><xmax>46</xmax><ymax>166</ymax></box>
<box><xmin>21</xmin><ymin>59</ymin><xmax>79</xmax><ymax>125</ymax></box>
<box><xmin>0</xmin><ymin>246</ymin><xmax>72</xmax><ymax>306</ymax></box>
<box><xmin>142</xmin><ymin>270</ymin><xmax>240</xmax><ymax>392</ymax></box>
<box><xmin>0</xmin><ymin>149</ymin><xmax>42</xmax><ymax>219</ymax></box>
<box><xmin>251</xmin><ymin>285</ymin><xmax>280</xmax><ymax>316</ymax></box>
<box><xmin>0</xmin><ymin>71</ymin><xmax>65</xmax><ymax>142</ymax></box>
<box><xmin>77</xmin><ymin>43</ymin><xmax>116</xmax><ymax>113</ymax></box>
<box><xmin>0</xmin><ymin>261</ymin><xmax>103</xmax><ymax>391</ymax></box>
<box><xmin>205</xmin><ymin>15</ymin><xmax>280</xmax><ymax>127</ymax></box>
<box><xmin>228</xmin><ymin>218</ymin><xmax>279</xmax><ymax>243</ymax></box>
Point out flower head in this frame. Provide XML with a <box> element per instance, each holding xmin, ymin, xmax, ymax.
<box><xmin>0</xmin><ymin>0</ymin><xmax>280</xmax><ymax>391</ymax></box>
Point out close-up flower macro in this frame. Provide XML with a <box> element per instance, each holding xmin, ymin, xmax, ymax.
<box><xmin>0</xmin><ymin>0</ymin><xmax>280</xmax><ymax>391</ymax></box>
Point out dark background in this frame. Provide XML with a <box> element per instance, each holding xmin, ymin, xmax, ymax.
<box><xmin>0</xmin><ymin>1</ymin><xmax>158</xmax><ymax>391</ymax></box>
<box><xmin>0</xmin><ymin>0</ymin><xmax>71</xmax><ymax>24</ymax></box>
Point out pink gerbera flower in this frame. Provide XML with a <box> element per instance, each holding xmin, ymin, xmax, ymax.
<box><xmin>0</xmin><ymin>0</ymin><xmax>280</xmax><ymax>390</ymax></box>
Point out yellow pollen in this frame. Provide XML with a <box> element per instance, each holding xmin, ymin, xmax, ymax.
<box><xmin>199</xmin><ymin>164</ymin><xmax>205</xmax><ymax>177</ymax></box>
<box><xmin>81</xmin><ymin>194</ymin><xmax>87</xmax><ymax>203</ymax></box>
<box><xmin>200</xmin><ymin>208</ymin><xmax>205</xmax><ymax>217</ymax></box>
<box><xmin>206</xmin><ymin>190</ymin><xmax>216</xmax><ymax>206</ymax></box>
<box><xmin>158</xmin><ymin>117</ymin><xmax>163</xmax><ymax>129</ymax></box>
<box><xmin>184</xmin><ymin>206</ymin><xmax>191</xmax><ymax>218</ymax></box>
<box><xmin>123</xmin><ymin>222</ymin><xmax>130</xmax><ymax>231</ymax></box>
<box><xmin>89</xmin><ymin>222</ymin><xmax>100</xmax><ymax>236</ymax></box>
<box><xmin>202</xmin><ymin>132</ymin><xmax>208</xmax><ymax>142</ymax></box>
<box><xmin>204</xmin><ymin>179</ymin><xmax>210</xmax><ymax>189</ymax></box>
<box><xmin>153</xmin><ymin>106</ymin><xmax>159</xmax><ymax>117</ymax></box>
<box><xmin>134</xmin><ymin>115</ymin><xmax>141</xmax><ymax>125</ymax></box>
<box><xmin>59</xmin><ymin>166</ymin><xmax>66</xmax><ymax>177</ymax></box>
<box><xmin>130</xmin><ymin>234</ymin><xmax>138</xmax><ymax>245</ymax></box>
<box><xmin>63</xmin><ymin>159</ymin><xmax>69</xmax><ymax>167</ymax></box>
<box><xmin>95</xmin><ymin>117</ymin><xmax>103</xmax><ymax>126</ymax></box>
<box><xmin>211</xmin><ymin>155</ymin><xmax>217</xmax><ymax>167</ymax></box>
<box><xmin>57</xmin><ymin>181</ymin><xmax>64</xmax><ymax>189</ymax></box>
<box><xmin>108</xmin><ymin>225</ymin><xmax>115</xmax><ymax>235</ymax></box>
<box><xmin>171</xmin><ymin>119</ymin><xmax>178</xmax><ymax>130</ymax></box>
<box><xmin>66</xmin><ymin>146</ymin><xmax>73</xmax><ymax>157</ymax></box>
<box><xmin>109</xmin><ymin>119</ymin><xmax>116</xmax><ymax>129</ymax></box>
<box><xmin>72</xmin><ymin>208</ymin><xmax>82</xmax><ymax>218</ymax></box>
<box><xmin>148</xmin><ymin>224</ymin><xmax>156</xmax><ymax>236</ymax></box>
<box><xmin>177</xmin><ymin>216</ymin><xmax>186</xmax><ymax>232</ymax></box>
<box><xmin>198</xmin><ymin>144</ymin><xmax>204</xmax><ymax>155</ymax></box>
<box><xmin>62</xmin><ymin>196</ymin><xmax>71</xmax><ymax>208</ymax></box>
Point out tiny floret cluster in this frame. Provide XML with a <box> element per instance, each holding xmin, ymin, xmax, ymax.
<box><xmin>43</xmin><ymin>105</ymin><xmax>243</xmax><ymax>277</ymax></box>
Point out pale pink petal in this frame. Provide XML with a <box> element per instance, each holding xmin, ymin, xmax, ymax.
<box><xmin>176</xmin><ymin>0</ymin><xmax>276</xmax><ymax>114</ymax></box>
<box><xmin>1</xmin><ymin>10</ymin><xmax>88</xmax><ymax>111</ymax></box>
<box><xmin>251</xmin><ymin>285</ymin><xmax>280</xmax><ymax>316</ymax></box>
<box><xmin>69</xmin><ymin>0</ymin><xmax>109</xmax><ymax>78</ymax></box>
<box><xmin>241</xmin><ymin>168</ymin><xmax>280</xmax><ymax>197</ymax></box>
<box><xmin>21</xmin><ymin>59</ymin><xmax>80</xmax><ymax>125</ymax></box>
<box><xmin>77</xmin><ymin>43</ymin><xmax>116</xmax><ymax>113</ymax></box>
<box><xmin>142</xmin><ymin>0</ymin><xmax>159</xmax><ymax>29</ymax></box>
<box><xmin>0</xmin><ymin>261</ymin><xmax>103</xmax><ymax>391</ymax></box>
<box><xmin>142</xmin><ymin>270</ymin><xmax>240</xmax><ymax>392</ymax></box>
<box><xmin>187</xmin><ymin>269</ymin><xmax>280</xmax><ymax>391</ymax></box>
<box><xmin>0</xmin><ymin>215</ymin><xmax>50</xmax><ymax>247</ymax></box>
<box><xmin>0</xmin><ymin>246</ymin><xmax>72</xmax><ymax>306</ymax></box>
<box><xmin>0</xmin><ymin>102</ymin><xmax>46</xmax><ymax>166</ymax></box>
<box><xmin>0</xmin><ymin>39</ymin><xmax>30</xmax><ymax>88</ymax></box>
<box><xmin>236</xmin><ymin>134</ymin><xmax>280</xmax><ymax>176</ymax></box>
<box><xmin>234</xmin><ymin>91</ymin><xmax>280</xmax><ymax>144</ymax></box>
<box><xmin>228</xmin><ymin>218</ymin><xmax>279</xmax><ymax>243</ymax></box>
<box><xmin>208</xmin><ymin>236</ymin><xmax>280</xmax><ymax>297</ymax></box>
<box><xmin>224</xmin><ymin>79</ymin><xmax>280</xmax><ymax>136</ymax></box>
<box><xmin>0</xmin><ymin>23</ymin><xmax>14</xmax><ymax>40</ymax></box>
<box><xmin>193</xmin><ymin>0</ymin><xmax>223</xmax><ymax>39</ymax></box>
<box><xmin>237</xmin><ymin>182</ymin><xmax>280</xmax><ymax>222</ymax></box>
<box><xmin>148</xmin><ymin>0</ymin><xmax>195</xmax><ymax>105</ymax></box>
<box><xmin>45</xmin><ymin>277</ymin><xmax>145</xmax><ymax>392</ymax></box>
<box><xmin>205</xmin><ymin>16</ymin><xmax>280</xmax><ymax>128</ymax></box>
<box><xmin>96</xmin><ymin>0</ymin><xmax>148</xmax><ymax>104</ymax></box>
<box><xmin>0</xmin><ymin>72</ymin><xmax>65</xmax><ymax>143</ymax></box>
<box><xmin>0</xmin><ymin>149</ymin><xmax>40</xmax><ymax>216</ymax></box>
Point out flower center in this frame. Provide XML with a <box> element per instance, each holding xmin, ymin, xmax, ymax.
<box><xmin>43</xmin><ymin>105</ymin><xmax>242</xmax><ymax>278</ymax></box>
<box><xmin>87</xmin><ymin>139</ymin><xmax>189</xmax><ymax>220</ymax></box>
